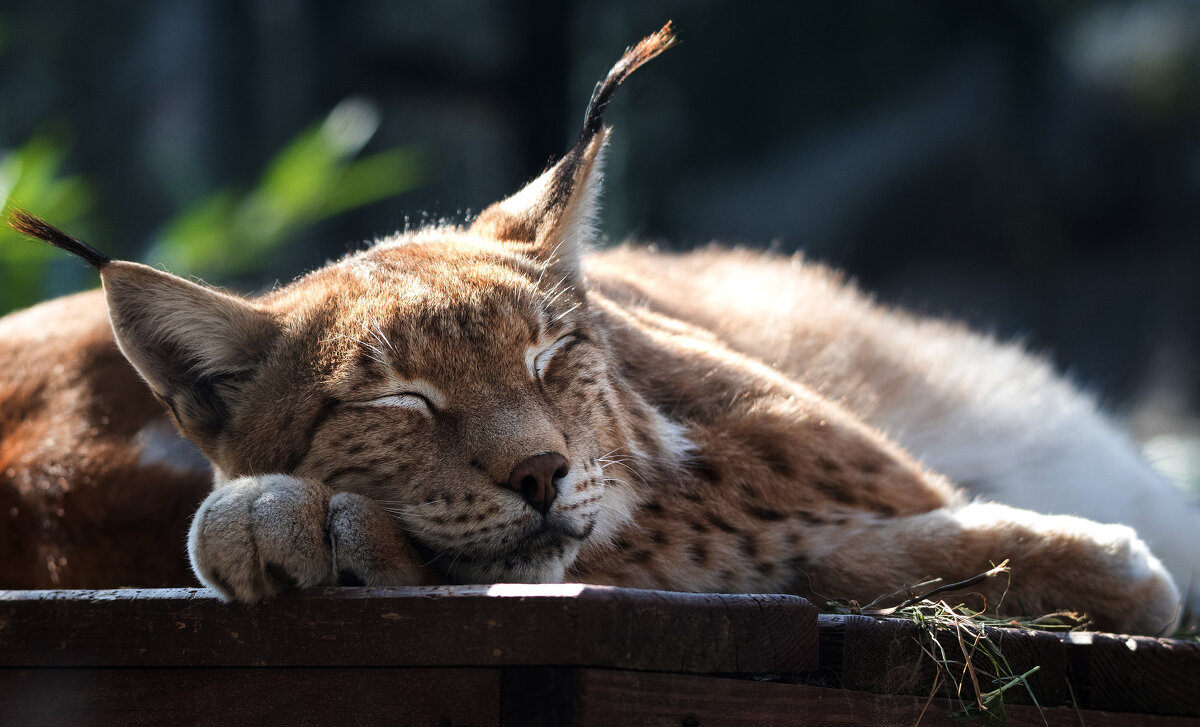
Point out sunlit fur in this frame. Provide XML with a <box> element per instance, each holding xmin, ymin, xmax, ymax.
<box><xmin>0</xmin><ymin>24</ymin><xmax>1188</xmax><ymax>635</ymax></box>
<box><xmin>95</xmin><ymin>186</ymin><xmax>1181</xmax><ymax>634</ymax></box>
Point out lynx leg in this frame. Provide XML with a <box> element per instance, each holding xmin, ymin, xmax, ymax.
<box><xmin>188</xmin><ymin>475</ymin><xmax>337</xmax><ymax>601</ymax></box>
<box><xmin>801</xmin><ymin>502</ymin><xmax>1180</xmax><ymax>635</ymax></box>
<box><xmin>188</xmin><ymin>475</ymin><xmax>437</xmax><ymax>601</ymax></box>
<box><xmin>327</xmin><ymin>492</ymin><xmax>442</xmax><ymax>587</ymax></box>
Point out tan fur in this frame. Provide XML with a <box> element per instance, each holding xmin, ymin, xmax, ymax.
<box><xmin>0</xmin><ymin>292</ymin><xmax>210</xmax><ymax>587</ymax></box>
<box><xmin>0</xmin><ymin>25</ymin><xmax>1181</xmax><ymax>634</ymax></box>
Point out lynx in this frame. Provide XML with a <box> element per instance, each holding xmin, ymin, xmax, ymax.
<box><xmin>2</xmin><ymin>24</ymin><xmax>1191</xmax><ymax>635</ymax></box>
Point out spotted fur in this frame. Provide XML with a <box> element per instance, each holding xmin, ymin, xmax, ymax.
<box><xmin>0</xmin><ymin>24</ymin><xmax>1184</xmax><ymax>634</ymax></box>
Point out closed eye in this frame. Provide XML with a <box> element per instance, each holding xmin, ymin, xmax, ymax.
<box><xmin>358</xmin><ymin>393</ymin><xmax>433</xmax><ymax>411</ymax></box>
<box><xmin>531</xmin><ymin>333</ymin><xmax>585</xmax><ymax>379</ymax></box>
<box><xmin>346</xmin><ymin>378</ymin><xmax>445</xmax><ymax>412</ymax></box>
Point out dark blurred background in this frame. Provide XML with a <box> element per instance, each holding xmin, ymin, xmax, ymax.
<box><xmin>1</xmin><ymin>1</ymin><xmax>1198</xmax><ymax>493</ymax></box>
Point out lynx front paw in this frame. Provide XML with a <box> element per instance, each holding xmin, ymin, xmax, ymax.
<box><xmin>188</xmin><ymin>475</ymin><xmax>334</xmax><ymax>601</ymax></box>
<box><xmin>188</xmin><ymin>475</ymin><xmax>432</xmax><ymax>602</ymax></box>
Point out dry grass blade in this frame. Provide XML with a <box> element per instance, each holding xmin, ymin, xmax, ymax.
<box><xmin>952</xmin><ymin>611</ymin><xmax>986</xmax><ymax>711</ymax></box>
<box><xmin>875</xmin><ymin>560</ymin><xmax>1013</xmax><ymax>615</ymax></box>
<box><xmin>821</xmin><ymin>562</ymin><xmax>1071</xmax><ymax>727</ymax></box>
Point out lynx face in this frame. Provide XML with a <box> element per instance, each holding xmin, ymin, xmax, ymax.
<box><xmin>229</xmin><ymin>235</ymin><xmax>634</xmax><ymax>584</ymax></box>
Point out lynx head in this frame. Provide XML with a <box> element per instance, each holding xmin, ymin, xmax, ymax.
<box><xmin>8</xmin><ymin>24</ymin><xmax>680</xmax><ymax>584</ymax></box>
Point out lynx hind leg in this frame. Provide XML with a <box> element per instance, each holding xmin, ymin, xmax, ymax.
<box><xmin>952</xmin><ymin>504</ymin><xmax>1179</xmax><ymax>634</ymax></box>
<box><xmin>809</xmin><ymin>502</ymin><xmax>1179</xmax><ymax>635</ymax></box>
<box><xmin>188</xmin><ymin>475</ymin><xmax>431</xmax><ymax>601</ymax></box>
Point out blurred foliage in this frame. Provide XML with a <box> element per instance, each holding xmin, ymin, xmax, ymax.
<box><xmin>148</xmin><ymin>97</ymin><xmax>423</xmax><ymax>278</ymax></box>
<box><xmin>0</xmin><ymin>132</ymin><xmax>94</xmax><ymax>313</ymax></box>
<box><xmin>0</xmin><ymin>97</ymin><xmax>422</xmax><ymax>314</ymax></box>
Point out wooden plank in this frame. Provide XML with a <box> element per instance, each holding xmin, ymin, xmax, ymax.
<box><xmin>818</xmin><ymin>614</ymin><xmax>933</xmax><ymax>696</ymax></box>
<box><xmin>819</xmin><ymin>614</ymin><xmax>1075</xmax><ymax>703</ymax></box>
<box><xmin>1065</xmin><ymin>632</ymin><xmax>1200</xmax><ymax>718</ymax></box>
<box><xmin>5</xmin><ymin>664</ymin><xmax>1197</xmax><ymax>727</ymax></box>
<box><xmin>0</xmin><ymin>667</ymin><xmax>499</xmax><ymax>727</ymax></box>
<box><xmin>988</xmin><ymin>625</ymin><xmax>1072</xmax><ymax>706</ymax></box>
<box><xmin>563</xmin><ymin>669</ymin><xmax>1200</xmax><ymax>727</ymax></box>
<box><xmin>819</xmin><ymin>614</ymin><xmax>1200</xmax><ymax>718</ymax></box>
<box><xmin>0</xmin><ymin>585</ymin><xmax>817</xmax><ymax>674</ymax></box>
<box><xmin>4</xmin><ymin>586</ymin><xmax>1198</xmax><ymax>719</ymax></box>
<box><xmin>500</xmin><ymin>667</ymin><xmax>580</xmax><ymax>725</ymax></box>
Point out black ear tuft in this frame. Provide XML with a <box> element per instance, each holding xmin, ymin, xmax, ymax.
<box><xmin>7</xmin><ymin>208</ymin><xmax>112</xmax><ymax>268</ymax></box>
<box><xmin>578</xmin><ymin>21</ymin><xmax>678</xmax><ymax>143</ymax></box>
<box><xmin>468</xmin><ymin>21</ymin><xmax>677</xmax><ymax>260</ymax></box>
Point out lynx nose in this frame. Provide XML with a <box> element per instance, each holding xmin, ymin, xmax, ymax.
<box><xmin>507</xmin><ymin>452</ymin><xmax>568</xmax><ymax>514</ymax></box>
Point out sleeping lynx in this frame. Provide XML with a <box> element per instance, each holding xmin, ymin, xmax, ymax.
<box><xmin>2</xmin><ymin>25</ymin><xmax>1192</xmax><ymax>635</ymax></box>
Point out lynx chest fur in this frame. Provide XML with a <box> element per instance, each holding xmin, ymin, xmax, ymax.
<box><xmin>1</xmin><ymin>25</ymin><xmax>1190</xmax><ymax>635</ymax></box>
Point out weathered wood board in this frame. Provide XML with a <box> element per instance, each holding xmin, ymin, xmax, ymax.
<box><xmin>1</xmin><ymin>585</ymin><xmax>1197</xmax><ymax>725</ymax></box>
<box><xmin>818</xmin><ymin>613</ymin><xmax>1200</xmax><ymax>718</ymax></box>
<box><xmin>0</xmin><ymin>585</ymin><xmax>817</xmax><ymax>674</ymax></box>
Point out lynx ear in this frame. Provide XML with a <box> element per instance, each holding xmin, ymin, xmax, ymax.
<box><xmin>99</xmin><ymin>262</ymin><xmax>279</xmax><ymax>442</ymax></box>
<box><xmin>7</xmin><ymin>209</ymin><xmax>278</xmax><ymax>444</ymax></box>
<box><xmin>470</xmin><ymin>133</ymin><xmax>607</xmax><ymax>281</ymax></box>
<box><xmin>469</xmin><ymin>22</ymin><xmax>677</xmax><ymax>280</ymax></box>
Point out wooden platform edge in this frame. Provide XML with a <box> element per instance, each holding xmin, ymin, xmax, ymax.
<box><xmin>0</xmin><ymin>584</ymin><xmax>818</xmax><ymax>675</ymax></box>
<box><xmin>2</xmin><ymin>586</ymin><xmax>1197</xmax><ymax>718</ymax></box>
<box><xmin>3</xmin><ymin>666</ymin><xmax>1198</xmax><ymax>727</ymax></box>
<box><xmin>818</xmin><ymin>613</ymin><xmax>1200</xmax><ymax>718</ymax></box>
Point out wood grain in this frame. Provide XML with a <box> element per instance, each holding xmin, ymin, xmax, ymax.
<box><xmin>0</xmin><ymin>584</ymin><xmax>818</xmax><ymax>674</ymax></box>
<box><xmin>1065</xmin><ymin>631</ymin><xmax>1200</xmax><ymax>718</ymax></box>
<box><xmin>817</xmin><ymin>613</ymin><xmax>1200</xmax><ymax>717</ymax></box>
<box><xmin>0</xmin><ymin>668</ymin><xmax>499</xmax><ymax>727</ymax></box>
<box><xmin>4</xmin><ymin>666</ymin><xmax>1198</xmax><ymax>727</ymax></box>
<box><xmin>818</xmin><ymin>613</ymin><xmax>1047</xmax><ymax>701</ymax></box>
<box><xmin>565</xmin><ymin>669</ymin><xmax>1200</xmax><ymax>727</ymax></box>
<box><xmin>3</xmin><ymin>586</ymin><xmax>1198</xmax><ymax>721</ymax></box>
